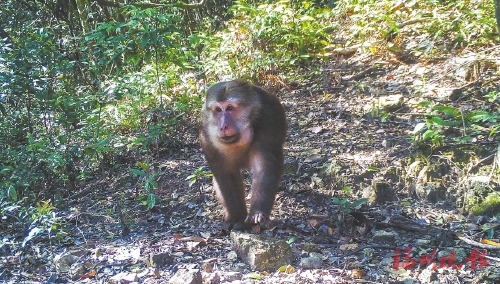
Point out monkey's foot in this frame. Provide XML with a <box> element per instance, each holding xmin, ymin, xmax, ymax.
<box><xmin>245</xmin><ymin>211</ymin><xmax>270</xmax><ymax>226</ymax></box>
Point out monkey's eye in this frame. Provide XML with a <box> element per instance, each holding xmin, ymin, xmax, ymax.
<box><xmin>226</xmin><ymin>105</ymin><xmax>234</xmax><ymax>111</ymax></box>
<box><xmin>215</xmin><ymin>107</ymin><xmax>222</xmax><ymax>112</ymax></box>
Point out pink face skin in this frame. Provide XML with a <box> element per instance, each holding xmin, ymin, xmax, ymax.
<box><xmin>206</xmin><ymin>100</ymin><xmax>254</xmax><ymax>154</ymax></box>
<box><xmin>215</xmin><ymin>101</ymin><xmax>239</xmax><ymax>140</ymax></box>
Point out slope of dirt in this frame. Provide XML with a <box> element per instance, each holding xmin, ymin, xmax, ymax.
<box><xmin>1</xmin><ymin>46</ymin><xmax>500</xmax><ymax>283</ymax></box>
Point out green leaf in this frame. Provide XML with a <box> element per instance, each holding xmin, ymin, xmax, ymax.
<box><xmin>428</xmin><ymin>116</ymin><xmax>444</xmax><ymax>126</ymax></box>
<box><xmin>137</xmin><ymin>161</ymin><xmax>149</xmax><ymax>171</ymax></box>
<box><xmin>422</xmin><ymin>130</ymin><xmax>437</xmax><ymax>140</ymax></box>
<box><xmin>7</xmin><ymin>185</ymin><xmax>18</xmax><ymax>202</ymax></box>
<box><xmin>342</xmin><ymin>185</ymin><xmax>352</xmax><ymax>195</ymax></box>
<box><xmin>432</xmin><ymin>105</ymin><xmax>459</xmax><ymax>117</ymax></box>
<box><xmin>248</xmin><ymin>273</ymin><xmax>263</xmax><ymax>280</ymax></box>
<box><xmin>131</xmin><ymin>168</ymin><xmax>146</xmax><ymax>177</ymax></box>
<box><xmin>58</xmin><ymin>135</ymin><xmax>67</xmax><ymax>144</ymax></box>
<box><xmin>147</xmin><ymin>193</ymin><xmax>156</xmax><ymax>209</ymax></box>
<box><xmin>467</xmin><ymin>111</ymin><xmax>498</xmax><ymax>123</ymax></box>
<box><xmin>350</xmin><ymin>198</ymin><xmax>368</xmax><ymax>208</ymax></box>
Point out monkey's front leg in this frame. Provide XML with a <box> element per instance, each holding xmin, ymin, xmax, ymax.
<box><xmin>212</xmin><ymin>172</ymin><xmax>248</xmax><ymax>229</ymax></box>
<box><xmin>246</xmin><ymin>151</ymin><xmax>283</xmax><ymax>226</ymax></box>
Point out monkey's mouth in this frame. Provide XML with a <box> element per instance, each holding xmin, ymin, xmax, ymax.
<box><xmin>220</xmin><ymin>134</ymin><xmax>240</xmax><ymax>144</ymax></box>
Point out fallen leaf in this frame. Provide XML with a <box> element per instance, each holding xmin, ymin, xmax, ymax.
<box><xmin>339</xmin><ymin>243</ymin><xmax>358</xmax><ymax>251</ymax></box>
<box><xmin>481</xmin><ymin>239</ymin><xmax>500</xmax><ymax>246</ymax></box>
<box><xmin>80</xmin><ymin>270</ymin><xmax>97</xmax><ymax>279</ymax></box>
<box><xmin>351</xmin><ymin>268</ymin><xmax>366</xmax><ymax>278</ymax></box>
<box><xmin>308</xmin><ymin>126</ymin><xmax>323</xmax><ymax>134</ymax></box>
<box><xmin>179</xmin><ymin>236</ymin><xmax>207</xmax><ymax>246</ymax></box>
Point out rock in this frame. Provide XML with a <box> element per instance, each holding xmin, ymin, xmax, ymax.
<box><xmin>364</xmin><ymin>94</ymin><xmax>404</xmax><ymax>113</ymax></box>
<box><xmin>415</xmin><ymin>182</ymin><xmax>446</xmax><ymax>203</ymax></box>
<box><xmin>203</xmin><ymin>271</ymin><xmax>242</xmax><ymax>284</ymax></box>
<box><xmin>121</xmin><ymin>273</ymin><xmax>139</xmax><ymax>283</ymax></box>
<box><xmin>372</xmin><ymin>230</ymin><xmax>396</xmax><ymax>244</ymax></box>
<box><xmin>299</xmin><ymin>255</ymin><xmax>323</xmax><ymax>269</ymax></box>
<box><xmin>54</xmin><ymin>252</ymin><xmax>79</xmax><ymax>273</ymax></box>
<box><xmin>168</xmin><ymin>269</ymin><xmax>202</xmax><ymax>284</ymax></box>
<box><xmin>363</xmin><ymin>180</ymin><xmax>395</xmax><ymax>203</ymax></box>
<box><xmin>227</xmin><ymin>250</ymin><xmax>238</xmax><ymax>261</ymax></box>
<box><xmin>202</xmin><ymin>272</ymin><xmax>220</xmax><ymax>284</ymax></box>
<box><xmin>300</xmin><ymin>243</ymin><xmax>320</xmax><ymax>253</ymax></box>
<box><xmin>148</xmin><ymin>252</ymin><xmax>174</xmax><ymax>267</ymax></box>
<box><xmin>221</xmin><ymin>271</ymin><xmax>242</xmax><ymax>282</ymax></box>
<box><xmin>378</xmin><ymin>94</ymin><xmax>404</xmax><ymax>112</ymax></box>
<box><xmin>230</xmin><ymin>231</ymin><xmax>294</xmax><ymax>271</ymax></box>
<box><xmin>68</xmin><ymin>263</ymin><xmax>85</xmax><ymax>281</ymax></box>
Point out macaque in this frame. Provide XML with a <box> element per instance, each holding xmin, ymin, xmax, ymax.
<box><xmin>200</xmin><ymin>80</ymin><xmax>287</xmax><ymax>230</ymax></box>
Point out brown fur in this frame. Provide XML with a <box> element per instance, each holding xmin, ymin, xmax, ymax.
<box><xmin>200</xmin><ymin>80</ymin><xmax>286</xmax><ymax>229</ymax></box>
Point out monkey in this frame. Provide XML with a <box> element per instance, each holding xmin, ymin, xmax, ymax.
<box><xmin>200</xmin><ymin>80</ymin><xmax>287</xmax><ymax>230</ymax></box>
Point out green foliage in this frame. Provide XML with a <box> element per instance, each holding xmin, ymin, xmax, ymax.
<box><xmin>331</xmin><ymin>185</ymin><xmax>368</xmax><ymax>216</ymax></box>
<box><xmin>83</xmin><ymin>6</ymin><xmax>188</xmax><ymax>73</ymax></box>
<box><xmin>186</xmin><ymin>167</ymin><xmax>213</xmax><ymax>187</ymax></box>
<box><xmin>0</xmin><ymin>199</ymin><xmax>65</xmax><ymax>247</ymax></box>
<box><xmin>332</xmin><ymin>196</ymin><xmax>368</xmax><ymax>214</ymax></box>
<box><xmin>0</xmin><ymin>1</ymin><xmax>202</xmax><ymax>217</ymax></box>
<box><xmin>200</xmin><ymin>0</ymin><xmax>334</xmax><ymax>78</ymax></box>
<box><xmin>412</xmin><ymin>102</ymin><xmax>499</xmax><ymax>147</ymax></box>
<box><xmin>333</xmin><ymin>0</ymin><xmax>497</xmax><ymax>54</ymax></box>
<box><xmin>485</xmin><ymin>90</ymin><xmax>500</xmax><ymax>103</ymax></box>
<box><xmin>131</xmin><ymin>161</ymin><xmax>158</xmax><ymax>209</ymax></box>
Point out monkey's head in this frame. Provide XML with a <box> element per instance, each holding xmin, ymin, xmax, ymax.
<box><xmin>202</xmin><ymin>80</ymin><xmax>261</xmax><ymax>151</ymax></box>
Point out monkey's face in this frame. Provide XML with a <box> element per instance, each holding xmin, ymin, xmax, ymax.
<box><xmin>204</xmin><ymin>98</ymin><xmax>254</xmax><ymax>151</ymax></box>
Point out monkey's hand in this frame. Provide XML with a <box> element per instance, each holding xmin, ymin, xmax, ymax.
<box><xmin>245</xmin><ymin>210</ymin><xmax>270</xmax><ymax>226</ymax></box>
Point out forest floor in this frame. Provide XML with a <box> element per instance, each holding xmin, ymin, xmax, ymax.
<box><xmin>2</xmin><ymin>46</ymin><xmax>500</xmax><ymax>283</ymax></box>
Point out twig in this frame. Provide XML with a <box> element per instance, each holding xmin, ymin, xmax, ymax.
<box><xmin>467</xmin><ymin>153</ymin><xmax>495</xmax><ymax>174</ymax></box>
<box><xmin>457</xmin><ymin>235</ymin><xmax>500</xmax><ymax>250</ymax></box>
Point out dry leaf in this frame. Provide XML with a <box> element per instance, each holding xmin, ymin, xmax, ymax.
<box><xmin>179</xmin><ymin>236</ymin><xmax>207</xmax><ymax>246</ymax></box>
<box><xmin>351</xmin><ymin>268</ymin><xmax>366</xmax><ymax>278</ymax></box>
<box><xmin>481</xmin><ymin>239</ymin><xmax>500</xmax><ymax>246</ymax></box>
<box><xmin>80</xmin><ymin>270</ymin><xmax>97</xmax><ymax>279</ymax></box>
<box><xmin>339</xmin><ymin>243</ymin><xmax>358</xmax><ymax>251</ymax></box>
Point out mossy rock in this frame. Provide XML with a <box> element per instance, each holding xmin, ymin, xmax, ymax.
<box><xmin>469</xmin><ymin>193</ymin><xmax>500</xmax><ymax>216</ymax></box>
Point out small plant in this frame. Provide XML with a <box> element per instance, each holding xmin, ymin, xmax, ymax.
<box><xmin>332</xmin><ymin>186</ymin><xmax>368</xmax><ymax>215</ymax></box>
<box><xmin>412</xmin><ymin>102</ymin><xmax>499</xmax><ymax>147</ymax></box>
<box><xmin>131</xmin><ymin>161</ymin><xmax>158</xmax><ymax>209</ymax></box>
<box><xmin>412</xmin><ymin>103</ymin><xmax>460</xmax><ymax>147</ymax></box>
<box><xmin>186</xmin><ymin>167</ymin><xmax>213</xmax><ymax>187</ymax></box>
<box><xmin>23</xmin><ymin>201</ymin><xmax>65</xmax><ymax>246</ymax></box>
<box><xmin>485</xmin><ymin>90</ymin><xmax>500</xmax><ymax>103</ymax></box>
